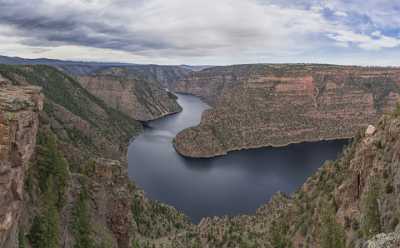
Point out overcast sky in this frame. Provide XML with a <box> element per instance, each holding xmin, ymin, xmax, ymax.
<box><xmin>0</xmin><ymin>0</ymin><xmax>399</xmax><ymax>65</ymax></box>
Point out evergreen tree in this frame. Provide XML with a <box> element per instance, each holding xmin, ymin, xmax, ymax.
<box><xmin>36</xmin><ymin>131</ymin><xmax>69</xmax><ymax>209</ymax></box>
<box><xmin>319</xmin><ymin>201</ymin><xmax>346</xmax><ymax>248</ymax></box>
<box><xmin>270</xmin><ymin>213</ymin><xmax>293</xmax><ymax>248</ymax></box>
<box><xmin>72</xmin><ymin>186</ymin><xmax>93</xmax><ymax>248</ymax></box>
<box><xmin>28</xmin><ymin>176</ymin><xmax>60</xmax><ymax>248</ymax></box>
<box><xmin>132</xmin><ymin>240</ymin><xmax>141</xmax><ymax>248</ymax></box>
<box><xmin>361</xmin><ymin>181</ymin><xmax>381</xmax><ymax>238</ymax></box>
<box><xmin>18</xmin><ymin>229</ymin><xmax>27</xmax><ymax>248</ymax></box>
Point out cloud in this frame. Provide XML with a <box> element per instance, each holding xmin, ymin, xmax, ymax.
<box><xmin>327</xmin><ymin>30</ymin><xmax>400</xmax><ymax>50</ymax></box>
<box><xmin>0</xmin><ymin>0</ymin><xmax>399</xmax><ymax>65</ymax></box>
<box><xmin>334</xmin><ymin>11</ymin><xmax>348</xmax><ymax>17</ymax></box>
<box><xmin>0</xmin><ymin>0</ymin><xmax>332</xmax><ymax>59</ymax></box>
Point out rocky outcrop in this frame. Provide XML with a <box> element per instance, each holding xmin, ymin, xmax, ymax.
<box><xmin>0</xmin><ymin>85</ymin><xmax>43</xmax><ymax>248</ymax></box>
<box><xmin>174</xmin><ymin>64</ymin><xmax>400</xmax><ymax>157</ymax></box>
<box><xmin>365</xmin><ymin>232</ymin><xmax>400</xmax><ymax>248</ymax></box>
<box><xmin>78</xmin><ymin>67</ymin><xmax>182</xmax><ymax>121</ymax></box>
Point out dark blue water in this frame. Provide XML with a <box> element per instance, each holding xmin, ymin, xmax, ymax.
<box><xmin>128</xmin><ymin>94</ymin><xmax>348</xmax><ymax>223</ymax></box>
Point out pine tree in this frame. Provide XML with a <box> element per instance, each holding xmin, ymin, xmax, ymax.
<box><xmin>28</xmin><ymin>176</ymin><xmax>60</xmax><ymax>248</ymax></box>
<box><xmin>270</xmin><ymin>213</ymin><xmax>293</xmax><ymax>248</ymax></box>
<box><xmin>18</xmin><ymin>229</ymin><xmax>27</xmax><ymax>248</ymax></box>
<box><xmin>319</xmin><ymin>201</ymin><xmax>346</xmax><ymax>248</ymax></box>
<box><xmin>72</xmin><ymin>186</ymin><xmax>93</xmax><ymax>248</ymax></box>
<box><xmin>361</xmin><ymin>180</ymin><xmax>381</xmax><ymax>238</ymax></box>
<box><xmin>36</xmin><ymin>131</ymin><xmax>69</xmax><ymax>209</ymax></box>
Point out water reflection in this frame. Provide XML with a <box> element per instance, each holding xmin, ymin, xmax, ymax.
<box><xmin>128</xmin><ymin>93</ymin><xmax>348</xmax><ymax>223</ymax></box>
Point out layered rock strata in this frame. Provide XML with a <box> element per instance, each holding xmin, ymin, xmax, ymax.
<box><xmin>78</xmin><ymin>67</ymin><xmax>182</xmax><ymax>121</ymax></box>
<box><xmin>174</xmin><ymin>64</ymin><xmax>400</xmax><ymax>157</ymax></box>
<box><xmin>0</xmin><ymin>85</ymin><xmax>43</xmax><ymax>247</ymax></box>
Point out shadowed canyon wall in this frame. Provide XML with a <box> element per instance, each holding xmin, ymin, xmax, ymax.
<box><xmin>78</xmin><ymin>67</ymin><xmax>182</xmax><ymax>121</ymax></box>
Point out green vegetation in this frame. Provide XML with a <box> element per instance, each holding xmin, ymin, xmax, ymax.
<box><xmin>132</xmin><ymin>240</ymin><xmax>141</xmax><ymax>248</ymax></box>
<box><xmin>36</xmin><ymin>131</ymin><xmax>69</xmax><ymax>209</ymax></box>
<box><xmin>28</xmin><ymin>177</ymin><xmax>60</xmax><ymax>248</ymax></box>
<box><xmin>27</xmin><ymin>130</ymin><xmax>69</xmax><ymax>248</ymax></box>
<box><xmin>131</xmin><ymin>191</ymin><xmax>189</xmax><ymax>240</ymax></box>
<box><xmin>361</xmin><ymin>181</ymin><xmax>381</xmax><ymax>239</ymax></box>
<box><xmin>392</xmin><ymin>102</ymin><xmax>400</xmax><ymax>118</ymax></box>
<box><xmin>319</xmin><ymin>201</ymin><xmax>346</xmax><ymax>248</ymax></box>
<box><xmin>0</xmin><ymin>64</ymin><xmax>142</xmax><ymax>156</ymax></box>
<box><xmin>72</xmin><ymin>185</ymin><xmax>94</xmax><ymax>248</ymax></box>
<box><xmin>270</xmin><ymin>213</ymin><xmax>293</xmax><ymax>248</ymax></box>
<box><xmin>18</xmin><ymin>229</ymin><xmax>27</xmax><ymax>248</ymax></box>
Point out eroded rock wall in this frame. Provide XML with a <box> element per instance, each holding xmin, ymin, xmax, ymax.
<box><xmin>78</xmin><ymin>67</ymin><xmax>182</xmax><ymax>121</ymax></box>
<box><xmin>0</xmin><ymin>85</ymin><xmax>43</xmax><ymax>247</ymax></box>
<box><xmin>174</xmin><ymin>64</ymin><xmax>400</xmax><ymax>157</ymax></box>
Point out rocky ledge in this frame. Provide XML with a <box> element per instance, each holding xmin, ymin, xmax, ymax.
<box><xmin>0</xmin><ymin>85</ymin><xmax>43</xmax><ymax>247</ymax></box>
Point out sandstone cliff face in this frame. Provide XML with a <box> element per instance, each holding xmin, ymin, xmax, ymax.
<box><xmin>78</xmin><ymin>67</ymin><xmax>182</xmax><ymax>121</ymax></box>
<box><xmin>174</xmin><ymin>64</ymin><xmax>400</xmax><ymax>157</ymax></box>
<box><xmin>0</xmin><ymin>85</ymin><xmax>43</xmax><ymax>248</ymax></box>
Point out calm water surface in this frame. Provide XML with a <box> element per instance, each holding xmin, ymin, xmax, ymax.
<box><xmin>128</xmin><ymin>94</ymin><xmax>348</xmax><ymax>223</ymax></box>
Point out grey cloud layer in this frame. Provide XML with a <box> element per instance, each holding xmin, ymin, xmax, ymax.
<box><xmin>0</xmin><ymin>0</ymin><xmax>172</xmax><ymax>51</ymax></box>
<box><xmin>0</xmin><ymin>0</ymin><xmax>330</xmax><ymax>57</ymax></box>
<box><xmin>0</xmin><ymin>0</ymin><xmax>399</xmax><ymax>62</ymax></box>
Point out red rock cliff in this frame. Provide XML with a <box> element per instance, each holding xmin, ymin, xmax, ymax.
<box><xmin>173</xmin><ymin>64</ymin><xmax>400</xmax><ymax>157</ymax></box>
<box><xmin>0</xmin><ymin>85</ymin><xmax>43</xmax><ymax>247</ymax></box>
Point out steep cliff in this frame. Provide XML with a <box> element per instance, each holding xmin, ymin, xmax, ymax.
<box><xmin>78</xmin><ymin>67</ymin><xmax>182</xmax><ymax>121</ymax></box>
<box><xmin>0</xmin><ymin>64</ymin><xmax>143</xmax><ymax>167</ymax></box>
<box><xmin>0</xmin><ymin>67</ymin><xmax>191</xmax><ymax>248</ymax></box>
<box><xmin>0</xmin><ymin>85</ymin><xmax>43</xmax><ymax>248</ymax></box>
<box><xmin>174</xmin><ymin>64</ymin><xmax>400</xmax><ymax>158</ymax></box>
<box><xmin>103</xmin><ymin>65</ymin><xmax>191</xmax><ymax>90</ymax></box>
<box><xmin>168</xmin><ymin>110</ymin><xmax>400</xmax><ymax>248</ymax></box>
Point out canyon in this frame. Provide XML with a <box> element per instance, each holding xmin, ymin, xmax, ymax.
<box><xmin>173</xmin><ymin>64</ymin><xmax>400</xmax><ymax>158</ymax></box>
<box><xmin>1</xmin><ymin>60</ymin><xmax>400</xmax><ymax>247</ymax></box>
<box><xmin>0</xmin><ymin>64</ymin><xmax>190</xmax><ymax>247</ymax></box>
<box><xmin>77</xmin><ymin>67</ymin><xmax>182</xmax><ymax>121</ymax></box>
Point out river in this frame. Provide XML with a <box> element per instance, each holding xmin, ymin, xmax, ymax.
<box><xmin>128</xmin><ymin>93</ymin><xmax>348</xmax><ymax>223</ymax></box>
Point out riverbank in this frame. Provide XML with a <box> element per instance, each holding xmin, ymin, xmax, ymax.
<box><xmin>128</xmin><ymin>93</ymin><xmax>348</xmax><ymax>222</ymax></box>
